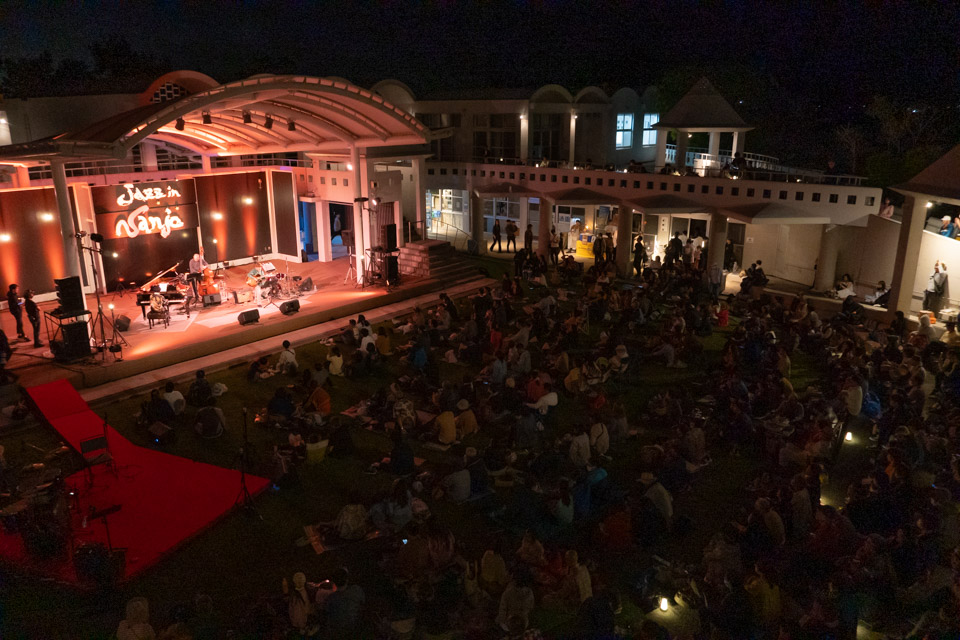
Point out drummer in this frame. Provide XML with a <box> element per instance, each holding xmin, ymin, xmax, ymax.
<box><xmin>188</xmin><ymin>248</ymin><xmax>209</xmax><ymax>297</ymax></box>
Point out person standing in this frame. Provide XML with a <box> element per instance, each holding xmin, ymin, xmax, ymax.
<box><xmin>23</xmin><ymin>290</ymin><xmax>42</xmax><ymax>348</ymax></box>
<box><xmin>632</xmin><ymin>235</ymin><xmax>646</xmax><ymax>277</ymax></box>
<box><xmin>567</xmin><ymin>219</ymin><xmax>582</xmax><ymax>252</ymax></box>
<box><xmin>877</xmin><ymin>197</ymin><xmax>894</xmax><ymax>219</ymax></box>
<box><xmin>505</xmin><ymin>219</ymin><xmax>518</xmax><ymax>252</ymax></box>
<box><xmin>5</xmin><ymin>284</ymin><xmax>25</xmax><ymax>341</ymax></box>
<box><xmin>491</xmin><ymin>219</ymin><xmax>502</xmax><ymax>253</ymax></box>
<box><xmin>708</xmin><ymin>262</ymin><xmax>724</xmax><ymax>301</ymax></box>
<box><xmin>333</xmin><ymin>212</ymin><xmax>342</xmax><ymax>239</ymax></box>
<box><xmin>524</xmin><ymin>224</ymin><xmax>534</xmax><ymax>252</ymax></box>
<box><xmin>592</xmin><ymin>234</ymin><xmax>605</xmax><ymax>269</ymax></box>
<box><xmin>549</xmin><ymin>226</ymin><xmax>560</xmax><ymax>267</ymax></box>
<box><xmin>923</xmin><ymin>261</ymin><xmax>948</xmax><ymax>314</ymax></box>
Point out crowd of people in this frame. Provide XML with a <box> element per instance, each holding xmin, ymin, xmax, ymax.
<box><xmin>6</xmin><ymin>232</ymin><xmax>960</xmax><ymax>638</ymax></box>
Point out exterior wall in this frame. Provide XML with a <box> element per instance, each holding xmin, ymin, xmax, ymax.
<box><xmin>833</xmin><ymin>216</ymin><xmax>900</xmax><ymax>296</ymax></box>
<box><xmin>740</xmin><ymin>223</ymin><xmax>822</xmax><ymax>285</ymax></box>
<box><xmin>914</xmin><ymin>230</ymin><xmax>960</xmax><ymax>311</ymax></box>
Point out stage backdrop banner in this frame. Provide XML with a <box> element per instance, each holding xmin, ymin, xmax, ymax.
<box><xmin>91</xmin><ymin>179</ymin><xmax>197</xmax><ymax>215</ymax></box>
<box><xmin>96</xmin><ymin>204</ymin><xmax>199</xmax><ymax>241</ymax></box>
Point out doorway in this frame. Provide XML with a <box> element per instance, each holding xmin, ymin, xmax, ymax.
<box><xmin>330</xmin><ymin>203</ymin><xmax>351</xmax><ymax>260</ymax></box>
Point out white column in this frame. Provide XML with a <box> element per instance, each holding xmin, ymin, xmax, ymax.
<box><xmin>888</xmin><ymin>195</ymin><xmax>926</xmax><ymax>315</ymax></box>
<box><xmin>394</xmin><ymin>198</ymin><xmax>405</xmax><ymax>248</ymax></box>
<box><xmin>470</xmin><ymin>190</ymin><xmax>486</xmax><ymax>255</ymax></box>
<box><xmin>708</xmin><ymin>212</ymin><xmax>727</xmax><ymax>273</ymax></box>
<box><xmin>141</xmin><ymin>142</ymin><xmax>159</xmax><ymax>171</ymax></box>
<box><xmin>50</xmin><ymin>161</ymin><xmax>82</xmax><ymax>280</ymax></box>
<box><xmin>350</xmin><ymin>146</ymin><xmax>365</xmax><ymax>282</ymax></box>
<box><xmin>732</xmin><ymin>131</ymin><xmax>745</xmax><ymax>155</ymax></box>
<box><xmin>707</xmin><ymin>131</ymin><xmax>720</xmax><ymax>174</ymax></box>
<box><xmin>200</xmin><ymin>155</ymin><xmax>212</xmax><ymax>172</ymax></box>
<box><xmin>813</xmin><ymin>224</ymin><xmax>842</xmax><ymax>291</ymax></box>
<box><xmin>616</xmin><ymin>206</ymin><xmax>633</xmax><ymax>275</ymax></box>
<box><xmin>15</xmin><ymin>165</ymin><xmax>31</xmax><ymax>188</ymax></box>
<box><xmin>569</xmin><ymin>113</ymin><xmax>577</xmax><ymax>166</ymax></box>
<box><xmin>412</xmin><ymin>157</ymin><xmax>426</xmax><ymax>240</ymax></box>
<box><xmin>655</xmin><ymin>131</ymin><xmax>668</xmax><ymax>172</ymax></box>
<box><xmin>519</xmin><ymin>115</ymin><xmax>529</xmax><ymax>163</ymax></box>
<box><xmin>518</xmin><ymin>196</ymin><xmax>529</xmax><ymax>232</ymax></box>
<box><xmin>316</xmin><ymin>200</ymin><xmax>332</xmax><ymax>262</ymax></box>
<box><xmin>265</xmin><ymin>171</ymin><xmax>277</xmax><ymax>257</ymax></box>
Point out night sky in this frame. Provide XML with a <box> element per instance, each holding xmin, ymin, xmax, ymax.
<box><xmin>2</xmin><ymin>1</ymin><xmax>958</xmax><ymax>105</ymax></box>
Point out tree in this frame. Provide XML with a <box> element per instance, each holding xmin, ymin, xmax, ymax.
<box><xmin>835</xmin><ymin>124</ymin><xmax>866</xmax><ymax>175</ymax></box>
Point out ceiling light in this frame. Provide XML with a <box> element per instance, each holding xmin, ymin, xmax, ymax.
<box><xmin>175</xmin><ymin>117</ymin><xmax>185</xmax><ymax>131</ymax></box>
<box><xmin>202</xmin><ymin>113</ymin><xmax>212</xmax><ymax>125</ymax></box>
<box><xmin>346</xmin><ymin>163</ymin><xmax>353</xmax><ymax>171</ymax></box>
<box><xmin>926</xmin><ymin>202</ymin><xmax>933</xmax><ymax>208</ymax></box>
<box><xmin>242</xmin><ymin>112</ymin><xmax>252</xmax><ymax>124</ymax></box>
<box><xmin>287</xmin><ymin>120</ymin><xmax>296</xmax><ymax>132</ymax></box>
<box><xmin>0</xmin><ymin>118</ymin><xmax>6</xmax><ymax>124</ymax></box>
<box><xmin>264</xmin><ymin>116</ymin><xmax>273</xmax><ymax>130</ymax></box>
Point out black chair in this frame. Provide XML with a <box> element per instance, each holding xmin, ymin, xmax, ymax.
<box><xmin>79</xmin><ymin>431</ymin><xmax>114</xmax><ymax>485</ymax></box>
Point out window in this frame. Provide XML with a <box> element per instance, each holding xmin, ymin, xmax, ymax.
<box><xmin>731</xmin><ymin>187</ymin><xmax>739</xmax><ymax>196</ymax></box>
<box><xmin>747</xmin><ymin>188</ymin><xmax>755</xmax><ymax>197</ymax></box>
<box><xmin>616</xmin><ymin>113</ymin><xmax>634</xmax><ymax>148</ymax></box>
<box><xmin>647</xmin><ymin>181</ymin><xmax>654</xmax><ymax>189</ymax></box>
<box><xmin>795</xmin><ymin>192</ymin><xmax>804</xmax><ymax>201</ymax></box>
<box><xmin>586</xmin><ymin>177</ymin><xmax>592</xmax><ymax>185</ymax></box>
<box><xmin>762</xmin><ymin>189</ymin><xmax>771</xmax><ymax>199</ymax></box>
<box><xmin>812</xmin><ymin>192</ymin><xmax>820</xmax><ymax>202</ymax></box>
<box><xmin>562</xmin><ymin>175</ymin><xmax>568</xmax><ymax>183</ymax></box>
<box><xmin>866</xmin><ymin>196</ymin><xmax>875</xmax><ymax>206</ymax></box>
<box><xmin>701</xmin><ymin>185</ymin><xmax>709</xmax><ymax>194</ymax></box>
<box><xmin>673</xmin><ymin>183</ymin><xmax>681</xmax><ymax>192</ymax></box>
<box><xmin>779</xmin><ymin>190</ymin><xmax>787</xmax><ymax>200</ymax></box>
<box><xmin>716</xmin><ymin>186</ymin><xmax>724</xmax><ymax>195</ymax></box>
<box><xmin>688</xmin><ymin>184</ymin><xmax>695</xmax><ymax>193</ymax></box>
<box><xmin>633</xmin><ymin>181</ymin><xmax>640</xmax><ymax>189</ymax></box>
<box><xmin>829</xmin><ymin>194</ymin><xmax>839</xmax><ymax>203</ymax></box>
<box><xmin>642</xmin><ymin>113</ymin><xmax>659</xmax><ymax>146</ymax></box>
<box><xmin>847</xmin><ymin>195</ymin><xmax>857</xmax><ymax>205</ymax></box>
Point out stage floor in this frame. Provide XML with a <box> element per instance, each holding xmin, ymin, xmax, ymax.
<box><xmin>2</xmin><ymin>257</ymin><xmax>448</xmax><ymax>390</ymax></box>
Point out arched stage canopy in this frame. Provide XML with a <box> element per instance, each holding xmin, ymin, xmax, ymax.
<box><xmin>0</xmin><ymin>75</ymin><xmax>431</xmax><ymax>162</ymax></box>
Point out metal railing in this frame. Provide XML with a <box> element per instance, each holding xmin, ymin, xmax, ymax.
<box><xmin>426</xmin><ymin>217</ymin><xmax>472</xmax><ymax>252</ymax></box>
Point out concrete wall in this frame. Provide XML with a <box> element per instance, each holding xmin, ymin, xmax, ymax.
<box><xmin>742</xmin><ymin>223</ymin><xmax>822</xmax><ymax>286</ymax></box>
<box><xmin>913</xmin><ymin>230</ymin><xmax>960</xmax><ymax>311</ymax></box>
<box><xmin>834</xmin><ymin>215</ymin><xmax>899</xmax><ymax>296</ymax></box>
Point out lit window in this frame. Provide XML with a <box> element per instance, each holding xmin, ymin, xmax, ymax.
<box><xmin>642</xmin><ymin>113</ymin><xmax>659</xmax><ymax>146</ymax></box>
<box><xmin>615</xmin><ymin>113</ymin><xmax>634</xmax><ymax>149</ymax></box>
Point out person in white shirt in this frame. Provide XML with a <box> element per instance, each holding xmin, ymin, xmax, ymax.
<box><xmin>359</xmin><ymin>328</ymin><xmax>377</xmax><ymax>354</ymax></box>
<box><xmin>569</xmin><ymin>424</ymin><xmax>591</xmax><ymax>468</ymax></box>
<box><xmin>536</xmin><ymin>293</ymin><xmax>557</xmax><ymax>317</ymax></box>
<box><xmin>864</xmin><ymin>280</ymin><xmax>889</xmax><ymax>304</ymax></box>
<box><xmin>526</xmin><ymin>383</ymin><xmax>558</xmax><ymax>415</ymax></box>
<box><xmin>276</xmin><ymin>340</ymin><xmax>298</xmax><ymax>375</ymax></box>
<box><xmin>162</xmin><ymin>381</ymin><xmax>185</xmax><ymax>415</ymax></box>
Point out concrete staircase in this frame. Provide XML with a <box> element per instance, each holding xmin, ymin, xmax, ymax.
<box><xmin>398</xmin><ymin>240</ymin><xmax>482</xmax><ymax>284</ymax></box>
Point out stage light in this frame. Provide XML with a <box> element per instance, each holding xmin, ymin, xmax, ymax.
<box><xmin>573</xmin><ymin>114</ymin><xmax>578</xmax><ymax>120</ymax></box>
<box><xmin>0</xmin><ymin>233</ymin><xmax>11</xmax><ymax>242</ymax></box>
<box><xmin>264</xmin><ymin>115</ymin><xmax>273</xmax><ymax>130</ymax></box>
<box><xmin>346</xmin><ymin>163</ymin><xmax>353</xmax><ymax>171</ymax></box>
<box><xmin>242</xmin><ymin>196</ymin><xmax>253</xmax><ymax>205</ymax></box>
<box><xmin>370</xmin><ymin>198</ymin><xmax>379</xmax><ymax>206</ymax></box>
<box><xmin>519</xmin><ymin>114</ymin><xmax>525</xmax><ymax>120</ymax></box>
<box><xmin>108</xmin><ymin>303</ymin><xmax>115</xmax><ymax>310</ymax></box>
<box><xmin>202</xmin><ymin>112</ymin><xmax>212</xmax><ymax>124</ymax></box>
<box><xmin>659</xmin><ymin>598</ymin><xmax>669</xmax><ymax>612</ymax></box>
<box><xmin>242</xmin><ymin>112</ymin><xmax>252</xmax><ymax>124</ymax></box>
<box><xmin>175</xmin><ymin>117</ymin><xmax>185</xmax><ymax>131</ymax></box>
<box><xmin>213</xmin><ymin>238</ymin><xmax>218</xmax><ymax>244</ymax></box>
<box><xmin>287</xmin><ymin>120</ymin><xmax>296</xmax><ymax>132</ymax></box>
<box><xmin>90</xmin><ymin>232</ymin><xmax>105</xmax><ymax>243</ymax></box>
<box><xmin>0</xmin><ymin>118</ymin><xmax>6</xmax><ymax>124</ymax></box>
<box><xmin>112</xmin><ymin>252</ymin><xmax>119</xmax><ymax>258</ymax></box>
<box><xmin>212</xmin><ymin>212</ymin><xmax>224</xmax><ymax>220</ymax></box>
<box><xmin>40</xmin><ymin>212</ymin><xmax>55</xmax><ymax>222</ymax></box>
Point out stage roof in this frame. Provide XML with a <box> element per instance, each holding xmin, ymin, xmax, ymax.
<box><xmin>0</xmin><ymin>75</ymin><xmax>431</xmax><ymax>163</ymax></box>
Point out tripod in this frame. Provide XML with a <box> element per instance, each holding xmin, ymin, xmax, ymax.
<box><xmin>81</xmin><ymin>241</ymin><xmax>129</xmax><ymax>362</ymax></box>
<box><xmin>235</xmin><ymin>408</ymin><xmax>261</xmax><ymax>519</ymax></box>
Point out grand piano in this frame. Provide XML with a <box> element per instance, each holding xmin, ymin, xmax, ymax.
<box><xmin>136</xmin><ymin>263</ymin><xmax>191</xmax><ymax>319</ymax></box>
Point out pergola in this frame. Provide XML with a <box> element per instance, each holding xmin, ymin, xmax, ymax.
<box><xmin>0</xmin><ymin>75</ymin><xmax>432</xmax><ymax>281</ymax></box>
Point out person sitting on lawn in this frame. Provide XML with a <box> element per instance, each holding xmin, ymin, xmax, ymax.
<box><xmin>162</xmin><ymin>381</ymin><xmax>185</xmax><ymax>416</ymax></box>
<box><xmin>456</xmin><ymin>398</ymin><xmax>479</xmax><ymax>439</ymax></box>
<box><xmin>187</xmin><ymin>369</ymin><xmax>213</xmax><ymax>406</ymax></box>
<box><xmin>248</xmin><ymin>356</ymin><xmax>272</xmax><ymax>382</ymax></box>
<box><xmin>326</xmin><ymin>346</ymin><xmax>344</xmax><ymax>376</ymax></box>
<box><xmin>435</xmin><ymin>456</ymin><xmax>471</xmax><ymax>502</ymax></box>
<box><xmin>195</xmin><ymin>398</ymin><xmax>226</xmax><ymax>438</ymax></box>
<box><xmin>275</xmin><ymin>340</ymin><xmax>298</xmax><ymax>375</ymax></box>
<box><xmin>434</xmin><ymin>408</ymin><xmax>458</xmax><ymax>445</ymax></box>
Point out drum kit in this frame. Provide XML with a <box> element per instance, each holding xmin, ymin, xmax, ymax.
<box><xmin>245</xmin><ymin>257</ymin><xmax>304</xmax><ymax>305</ymax></box>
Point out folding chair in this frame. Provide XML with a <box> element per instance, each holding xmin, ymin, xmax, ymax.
<box><xmin>79</xmin><ymin>430</ymin><xmax>115</xmax><ymax>485</ymax></box>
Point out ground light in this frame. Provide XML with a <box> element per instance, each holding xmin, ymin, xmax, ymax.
<box><xmin>659</xmin><ymin>597</ymin><xmax>669</xmax><ymax>611</ymax></box>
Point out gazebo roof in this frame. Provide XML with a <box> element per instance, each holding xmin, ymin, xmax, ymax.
<box><xmin>654</xmin><ymin>77</ymin><xmax>751</xmax><ymax>131</ymax></box>
<box><xmin>894</xmin><ymin>142</ymin><xmax>960</xmax><ymax>204</ymax></box>
<box><xmin>0</xmin><ymin>75</ymin><xmax>431</xmax><ymax>162</ymax></box>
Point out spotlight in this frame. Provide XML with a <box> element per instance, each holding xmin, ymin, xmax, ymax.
<box><xmin>926</xmin><ymin>201</ymin><xmax>933</xmax><ymax>208</ymax></box>
<box><xmin>112</xmin><ymin>252</ymin><xmax>119</xmax><ymax>258</ymax></box>
<box><xmin>287</xmin><ymin>120</ymin><xmax>296</xmax><ymax>132</ymax></box>
<box><xmin>212</xmin><ymin>238</ymin><xmax>218</xmax><ymax>244</ymax></box>
<box><xmin>175</xmin><ymin>117</ymin><xmax>185</xmax><ymax>131</ymax></box>
<box><xmin>346</xmin><ymin>163</ymin><xmax>353</xmax><ymax>171</ymax></box>
<box><xmin>202</xmin><ymin>112</ymin><xmax>212</xmax><ymax>125</ymax></box>
<box><xmin>242</xmin><ymin>196</ymin><xmax>253</xmax><ymax>205</ymax></box>
<box><xmin>108</xmin><ymin>303</ymin><xmax>115</xmax><ymax>310</ymax></box>
<box><xmin>212</xmin><ymin>212</ymin><xmax>224</xmax><ymax>220</ymax></box>
<box><xmin>0</xmin><ymin>233</ymin><xmax>11</xmax><ymax>242</ymax></box>
<box><xmin>264</xmin><ymin>115</ymin><xmax>273</xmax><ymax>130</ymax></box>
<box><xmin>242</xmin><ymin>112</ymin><xmax>252</xmax><ymax>124</ymax></box>
<box><xmin>40</xmin><ymin>212</ymin><xmax>54</xmax><ymax>222</ymax></box>
<box><xmin>659</xmin><ymin>597</ymin><xmax>669</xmax><ymax>612</ymax></box>
<box><xmin>370</xmin><ymin>198</ymin><xmax>379</xmax><ymax>207</ymax></box>
<box><xmin>90</xmin><ymin>232</ymin><xmax>104</xmax><ymax>243</ymax></box>
<box><xmin>0</xmin><ymin>118</ymin><xmax>6</xmax><ymax>124</ymax></box>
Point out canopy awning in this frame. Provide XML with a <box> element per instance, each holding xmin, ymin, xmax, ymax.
<box><xmin>547</xmin><ymin>187</ymin><xmax>617</xmax><ymax>205</ymax></box>
<box><xmin>474</xmin><ymin>182</ymin><xmax>543</xmax><ymax>199</ymax></box>
<box><xmin>0</xmin><ymin>75</ymin><xmax>431</xmax><ymax>163</ymax></box>
<box><xmin>626</xmin><ymin>195</ymin><xmax>715</xmax><ymax>214</ymax></box>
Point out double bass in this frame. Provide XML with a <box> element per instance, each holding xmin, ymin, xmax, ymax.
<box><xmin>198</xmin><ymin>268</ymin><xmax>219</xmax><ymax>296</ymax></box>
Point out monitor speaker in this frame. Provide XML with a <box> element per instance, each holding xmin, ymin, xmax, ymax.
<box><xmin>279</xmin><ymin>300</ymin><xmax>300</xmax><ymax>315</ymax></box>
<box><xmin>298</xmin><ymin>277</ymin><xmax>313</xmax><ymax>292</ymax></box>
<box><xmin>381</xmin><ymin>223</ymin><xmax>397</xmax><ymax>252</ymax></box>
<box><xmin>385</xmin><ymin>255</ymin><xmax>400</xmax><ymax>286</ymax></box>
<box><xmin>114</xmin><ymin>315</ymin><xmax>131</xmax><ymax>332</ymax></box>
<box><xmin>237</xmin><ymin>309</ymin><xmax>260</xmax><ymax>326</ymax></box>
<box><xmin>202</xmin><ymin>293</ymin><xmax>222</xmax><ymax>307</ymax></box>
<box><xmin>53</xmin><ymin>322</ymin><xmax>91</xmax><ymax>362</ymax></box>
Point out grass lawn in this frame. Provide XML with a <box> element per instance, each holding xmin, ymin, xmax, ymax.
<box><xmin>1</xmin><ymin>257</ymin><xmax>822</xmax><ymax>639</ymax></box>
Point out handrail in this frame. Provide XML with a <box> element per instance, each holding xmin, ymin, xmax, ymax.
<box><xmin>427</xmin><ymin>217</ymin><xmax>472</xmax><ymax>252</ymax></box>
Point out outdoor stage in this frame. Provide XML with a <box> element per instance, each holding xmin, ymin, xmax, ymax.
<box><xmin>2</xmin><ymin>257</ymin><xmax>465</xmax><ymax>390</ymax></box>
<box><xmin>0</xmin><ymin>379</ymin><xmax>271</xmax><ymax>586</ymax></box>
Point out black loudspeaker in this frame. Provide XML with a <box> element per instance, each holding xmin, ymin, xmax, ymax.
<box><xmin>238</xmin><ymin>309</ymin><xmax>260</xmax><ymax>326</ymax></box>
<box><xmin>114</xmin><ymin>315</ymin><xmax>132</xmax><ymax>332</ymax></box>
<box><xmin>341</xmin><ymin>230</ymin><xmax>354</xmax><ymax>254</ymax></box>
<box><xmin>202</xmin><ymin>293</ymin><xmax>222</xmax><ymax>307</ymax></box>
<box><xmin>54</xmin><ymin>276</ymin><xmax>84</xmax><ymax>315</ymax></box>
<box><xmin>279</xmin><ymin>300</ymin><xmax>300</xmax><ymax>315</ymax></box>
<box><xmin>381</xmin><ymin>223</ymin><xmax>398</xmax><ymax>252</ymax></box>
<box><xmin>385</xmin><ymin>256</ymin><xmax>400</xmax><ymax>285</ymax></box>
<box><xmin>298</xmin><ymin>277</ymin><xmax>313</xmax><ymax>292</ymax></box>
<box><xmin>53</xmin><ymin>322</ymin><xmax>91</xmax><ymax>362</ymax></box>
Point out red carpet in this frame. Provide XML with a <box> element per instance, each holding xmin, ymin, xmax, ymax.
<box><xmin>0</xmin><ymin>380</ymin><xmax>270</xmax><ymax>584</ymax></box>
